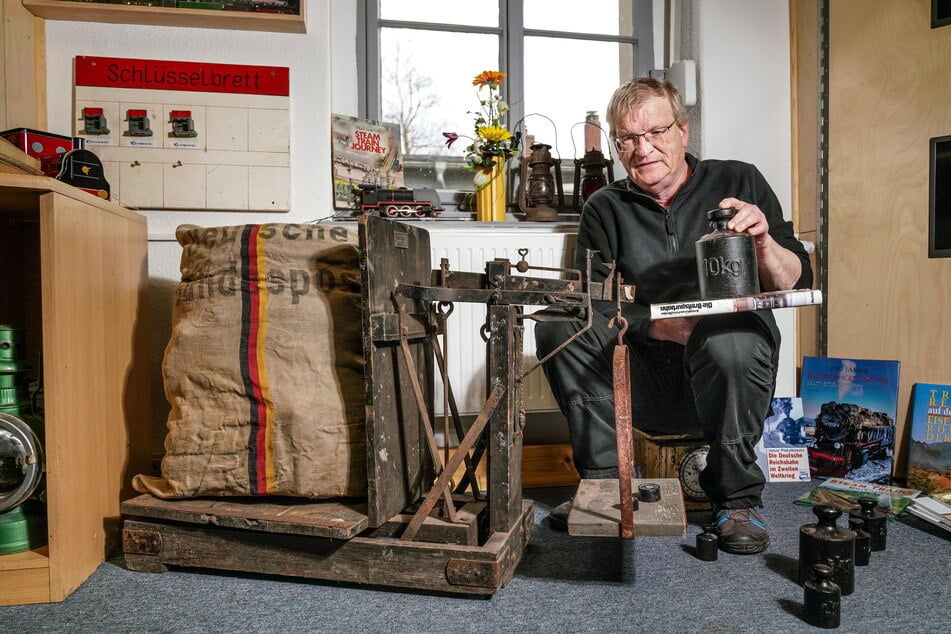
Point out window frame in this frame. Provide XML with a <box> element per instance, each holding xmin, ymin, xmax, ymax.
<box><xmin>357</xmin><ymin>0</ymin><xmax>655</xmax><ymax>211</ymax></box>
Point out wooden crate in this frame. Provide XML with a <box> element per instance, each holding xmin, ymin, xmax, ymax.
<box><xmin>634</xmin><ymin>436</ymin><xmax>711</xmax><ymax>512</ymax></box>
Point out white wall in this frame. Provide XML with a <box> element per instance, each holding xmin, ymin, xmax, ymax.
<box><xmin>692</xmin><ymin>1</ymin><xmax>797</xmax><ymax>396</ymax></box>
<box><xmin>696</xmin><ymin>1</ymin><xmax>792</xmax><ymax>211</ymax></box>
<box><xmin>41</xmin><ymin>0</ymin><xmax>796</xmax><ymax>434</ymax></box>
<box><xmin>43</xmin><ymin>0</ymin><xmax>363</xmax><ymax>439</ymax></box>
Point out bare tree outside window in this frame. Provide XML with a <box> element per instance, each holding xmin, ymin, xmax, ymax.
<box><xmin>365</xmin><ymin>1</ymin><xmax>649</xmax><ymax>207</ymax></box>
<box><xmin>382</xmin><ymin>45</ymin><xmax>449</xmax><ymax>157</ymax></box>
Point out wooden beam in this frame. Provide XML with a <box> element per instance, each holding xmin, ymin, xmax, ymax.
<box><xmin>1</xmin><ymin>1</ymin><xmax>45</xmax><ymax>131</ymax></box>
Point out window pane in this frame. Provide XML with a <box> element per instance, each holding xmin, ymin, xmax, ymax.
<box><xmin>522</xmin><ymin>37</ymin><xmax>632</xmax><ymax>164</ymax></box>
<box><xmin>380</xmin><ymin>0</ymin><xmax>499</xmax><ymax>28</ymax></box>
<box><xmin>524</xmin><ymin>0</ymin><xmax>633</xmax><ymax>36</ymax></box>
<box><xmin>380</xmin><ymin>28</ymin><xmax>500</xmax><ymax>190</ymax></box>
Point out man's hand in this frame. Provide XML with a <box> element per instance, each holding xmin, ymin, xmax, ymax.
<box><xmin>648</xmin><ymin>316</ymin><xmax>699</xmax><ymax>345</ymax></box>
<box><xmin>717</xmin><ymin>197</ymin><xmax>803</xmax><ymax>291</ymax></box>
<box><xmin>720</xmin><ymin>197</ymin><xmax>770</xmax><ymax>242</ymax></box>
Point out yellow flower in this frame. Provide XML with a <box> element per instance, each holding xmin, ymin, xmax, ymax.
<box><xmin>473</xmin><ymin>70</ymin><xmax>506</xmax><ymax>87</ymax></box>
<box><xmin>478</xmin><ymin>125</ymin><xmax>513</xmax><ymax>143</ymax></box>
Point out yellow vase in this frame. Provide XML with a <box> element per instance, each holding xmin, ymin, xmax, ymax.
<box><xmin>475</xmin><ymin>161</ymin><xmax>506</xmax><ymax>222</ymax></box>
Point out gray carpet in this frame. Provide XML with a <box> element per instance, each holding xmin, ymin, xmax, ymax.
<box><xmin>1</xmin><ymin>480</ymin><xmax>947</xmax><ymax>633</ymax></box>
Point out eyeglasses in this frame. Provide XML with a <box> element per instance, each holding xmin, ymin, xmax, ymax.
<box><xmin>613</xmin><ymin>121</ymin><xmax>677</xmax><ymax>152</ymax></box>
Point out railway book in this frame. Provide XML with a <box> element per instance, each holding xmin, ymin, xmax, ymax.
<box><xmin>904</xmin><ymin>382</ymin><xmax>951</xmax><ymax>498</ymax></box>
<box><xmin>649</xmin><ymin>288</ymin><xmax>822</xmax><ymax>320</ymax></box>
<box><xmin>905</xmin><ymin>495</ymin><xmax>951</xmax><ymax>533</ymax></box>
<box><xmin>331</xmin><ymin>114</ymin><xmax>403</xmax><ymax>210</ymax></box>
<box><xmin>793</xmin><ymin>477</ymin><xmax>920</xmax><ymax>518</ymax></box>
<box><xmin>755</xmin><ymin>396</ymin><xmax>811</xmax><ymax>483</ymax></box>
<box><xmin>799</xmin><ymin>356</ymin><xmax>901</xmax><ymax>483</ymax></box>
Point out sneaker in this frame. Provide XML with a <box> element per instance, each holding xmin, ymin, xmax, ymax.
<box><xmin>547</xmin><ymin>499</ymin><xmax>572</xmax><ymax>531</ymax></box>
<box><xmin>714</xmin><ymin>507</ymin><xmax>770</xmax><ymax>554</ymax></box>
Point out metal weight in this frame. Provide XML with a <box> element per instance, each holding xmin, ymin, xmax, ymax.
<box><xmin>799</xmin><ymin>504</ymin><xmax>856</xmax><ymax>596</ymax></box>
<box><xmin>849</xmin><ymin>496</ymin><xmax>887</xmax><ymax>552</ymax></box>
<box><xmin>638</xmin><ymin>482</ymin><xmax>661</xmax><ymax>503</ymax></box>
<box><xmin>695</xmin><ymin>207</ymin><xmax>760</xmax><ymax>299</ymax></box>
<box><xmin>803</xmin><ymin>563</ymin><xmax>841</xmax><ymax>629</ymax></box>
<box><xmin>849</xmin><ymin>518</ymin><xmax>871</xmax><ymax>566</ymax></box>
<box><xmin>696</xmin><ymin>524</ymin><xmax>718</xmax><ymax>561</ymax></box>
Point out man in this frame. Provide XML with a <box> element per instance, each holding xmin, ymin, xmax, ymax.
<box><xmin>535</xmin><ymin>77</ymin><xmax>812</xmax><ymax>555</ymax></box>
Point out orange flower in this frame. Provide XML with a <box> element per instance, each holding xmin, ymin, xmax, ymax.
<box><xmin>472</xmin><ymin>70</ymin><xmax>506</xmax><ymax>87</ymax></box>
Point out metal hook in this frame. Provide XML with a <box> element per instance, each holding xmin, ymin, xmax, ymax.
<box><xmin>608</xmin><ymin>313</ymin><xmax>629</xmax><ymax>344</ymax></box>
<box><xmin>607</xmin><ymin>269</ymin><xmax>629</xmax><ymax>343</ymax></box>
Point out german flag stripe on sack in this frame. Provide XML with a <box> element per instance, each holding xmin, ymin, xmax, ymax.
<box><xmin>132</xmin><ymin>222</ymin><xmax>367</xmax><ymax>501</ymax></box>
<box><xmin>240</xmin><ymin>224</ymin><xmax>276</xmax><ymax>495</ymax></box>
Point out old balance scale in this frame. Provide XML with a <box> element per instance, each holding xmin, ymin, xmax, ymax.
<box><xmin>120</xmin><ymin>215</ymin><xmax>692</xmax><ymax>594</ymax></box>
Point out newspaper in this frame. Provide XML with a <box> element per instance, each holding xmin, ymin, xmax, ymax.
<box><xmin>650</xmin><ymin>289</ymin><xmax>822</xmax><ymax>320</ymax></box>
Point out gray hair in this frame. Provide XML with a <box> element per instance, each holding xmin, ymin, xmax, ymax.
<box><xmin>605</xmin><ymin>77</ymin><xmax>688</xmax><ymax>137</ymax></box>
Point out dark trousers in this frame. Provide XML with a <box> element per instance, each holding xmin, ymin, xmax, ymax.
<box><xmin>534</xmin><ymin>310</ymin><xmax>779</xmax><ymax>509</ymax></box>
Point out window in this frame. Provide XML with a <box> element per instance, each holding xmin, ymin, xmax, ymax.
<box><xmin>359</xmin><ymin>0</ymin><xmax>654</xmax><ymax>214</ymax></box>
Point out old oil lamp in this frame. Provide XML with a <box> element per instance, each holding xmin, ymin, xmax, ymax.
<box><xmin>518</xmin><ymin>142</ymin><xmax>563</xmax><ymax>222</ymax></box>
<box><xmin>572</xmin><ymin>149</ymin><xmax>614</xmax><ymax>212</ymax></box>
<box><xmin>572</xmin><ymin>112</ymin><xmax>614</xmax><ymax>211</ymax></box>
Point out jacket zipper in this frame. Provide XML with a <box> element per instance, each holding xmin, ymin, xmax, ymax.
<box><xmin>664</xmin><ymin>209</ymin><xmax>679</xmax><ymax>253</ymax></box>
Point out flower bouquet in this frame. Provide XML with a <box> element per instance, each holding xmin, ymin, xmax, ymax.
<box><xmin>444</xmin><ymin>71</ymin><xmax>520</xmax><ymax>220</ymax></box>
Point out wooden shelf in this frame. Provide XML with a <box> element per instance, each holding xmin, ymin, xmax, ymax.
<box><xmin>21</xmin><ymin>0</ymin><xmax>306</xmax><ymax>33</ymax></box>
<box><xmin>0</xmin><ymin>139</ymin><xmax>42</xmax><ymax>175</ymax></box>
<box><xmin>0</xmin><ymin>172</ymin><xmax>152</xmax><ymax>606</ymax></box>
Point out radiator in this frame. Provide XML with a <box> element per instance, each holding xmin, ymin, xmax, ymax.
<box><xmin>426</xmin><ymin>225</ymin><xmax>577</xmax><ymax>416</ymax></box>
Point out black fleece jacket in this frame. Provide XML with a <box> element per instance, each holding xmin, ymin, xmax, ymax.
<box><xmin>577</xmin><ymin>153</ymin><xmax>813</xmax><ymax>345</ymax></box>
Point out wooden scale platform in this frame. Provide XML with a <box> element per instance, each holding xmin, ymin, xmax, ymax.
<box><xmin>121</xmin><ymin>215</ymin><xmax>648</xmax><ymax>595</ymax></box>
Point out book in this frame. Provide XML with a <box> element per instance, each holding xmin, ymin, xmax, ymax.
<box><xmin>905</xmin><ymin>382</ymin><xmax>951</xmax><ymax>497</ymax></box>
<box><xmin>649</xmin><ymin>289</ymin><xmax>822</xmax><ymax>320</ymax></box>
<box><xmin>755</xmin><ymin>396</ymin><xmax>811</xmax><ymax>482</ymax></box>
<box><xmin>793</xmin><ymin>477</ymin><xmax>920</xmax><ymax>518</ymax></box>
<box><xmin>799</xmin><ymin>356</ymin><xmax>900</xmax><ymax>483</ymax></box>
<box><xmin>331</xmin><ymin>114</ymin><xmax>404</xmax><ymax>210</ymax></box>
<box><xmin>905</xmin><ymin>495</ymin><xmax>951</xmax><ymax>533</ymax></box>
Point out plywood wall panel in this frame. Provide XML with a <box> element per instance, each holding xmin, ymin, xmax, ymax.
<box><xmin>828</xmin><ymin>0</ymin><xmax>951</xmax><ymax>473</ymax></box>
<box><xmin>1</xmin><ymin>2</ymin><xmax>45</xmax><ymax>130</ymax></box>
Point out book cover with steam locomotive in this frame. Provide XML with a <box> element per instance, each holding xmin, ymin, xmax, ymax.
<box><xmin>905</xmin><ymin>383</ymin><xmax>951</xmax><ymax>498</ymax></box>
<box><xmin>331</xmin><ymin>114</ymin><xmax>404</xmax><ymax>210</ymax></box>
<box><xmin>799</xmin><ymin>356</ymin><xmax>901</xmax><ymax>483</ymax></box>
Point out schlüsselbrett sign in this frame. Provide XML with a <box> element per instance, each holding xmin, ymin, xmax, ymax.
<box><xmin>73</xmin><ymin>56</ymin><xmax>290</xmax><ymax>211</ymax></box>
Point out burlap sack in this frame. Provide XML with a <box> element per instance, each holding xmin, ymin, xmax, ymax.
<box><xmin>133</xmin><ymin>223</ymin><xmax>367</xmax><ymax>499</ymax></box>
